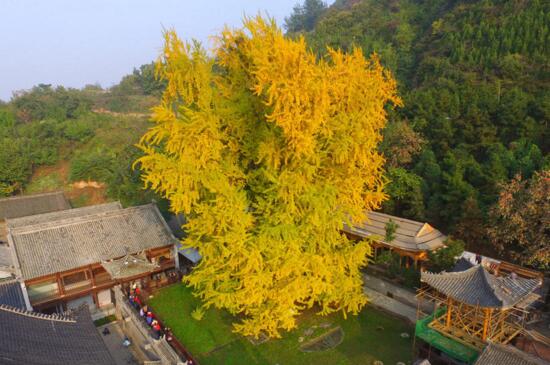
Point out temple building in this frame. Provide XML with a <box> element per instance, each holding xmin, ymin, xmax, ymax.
<box><xmin>1</xmin><ymin>196</ymin><xmax>179</xmax><ymax>314</ymax></box>
<box><xmin>343</xmin><ymin>211</ymin><xmax>447</xmax><ymax>268</ymax></box>
<box><xmin>415</xmin><ymin>264</ymin><xmax>546</xmax><ymax>364</ymax></box>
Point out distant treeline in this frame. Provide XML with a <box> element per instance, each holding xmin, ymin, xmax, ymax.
<box><xmin>286</xmin><ymin>0</ymin><xmax>549</xmax><ymax>269</ymax></box>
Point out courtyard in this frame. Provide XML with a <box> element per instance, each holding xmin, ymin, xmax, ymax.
<box><xmin>148</xmin><ymin>283</ymin><xmax>414</xmax><ymax>365</ymax></box>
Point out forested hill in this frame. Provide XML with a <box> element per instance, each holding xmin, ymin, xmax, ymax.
<box><xmin>287</xmin><ymin>0</ymin><xmax>549</xmax><ymax>268</ymax></box>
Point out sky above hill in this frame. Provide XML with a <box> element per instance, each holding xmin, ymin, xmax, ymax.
<box><xmin>0</xmin><ymin>0</ymin><xmax>305</xmax><ymax>101</ymax></box>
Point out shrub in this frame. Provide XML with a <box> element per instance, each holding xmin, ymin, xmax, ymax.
<box><xmin>63</xmin><ymin>119</ymin><xmax>94</xmax><ymax>141</ymax></box>
<box><xmin>426</xmin><ymin>237</ymin><xmax>465</xmax><ymax>273</ymax></box>
<box><xmin>191</xmin><ymin>306</ymin><xmax>205</xmax><ymax>321</ymax></box>
<box><xmin>69</xmin><ymin>149</ymin><xmax>115</xmax><ymax>182</ymax></box>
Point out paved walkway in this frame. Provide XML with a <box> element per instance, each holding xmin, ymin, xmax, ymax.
<box><xmin>98</xmin><ymin>322</ymin><xmax>140</xmax><ymax>365</ymax></box>
<box><xmin>364</xmin><ymin>286</ymin><xmax>418</xmax><ymax>323</ymax></box>
<box><xmin>362</xmin><ymin>273</ymin><xmax>421</xmax><ymax>323</ymax></box>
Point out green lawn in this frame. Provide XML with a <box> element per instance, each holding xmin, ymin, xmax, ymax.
<box><xmin>148</xmin><ymin>283</ymin><xmax>413</xmax><ymax>365</ymax></box>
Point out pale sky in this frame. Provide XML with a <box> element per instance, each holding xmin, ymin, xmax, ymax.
<box><xmin>0</xmin><ymin>0</ymin><xmax>309</xmax><ymax>101</ymax></box>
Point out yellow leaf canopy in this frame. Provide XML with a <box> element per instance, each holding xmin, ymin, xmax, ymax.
<box><xmin>136</xmin><ymin>16</ymin><xmax>400</xmax><ymax>338</ymax></box>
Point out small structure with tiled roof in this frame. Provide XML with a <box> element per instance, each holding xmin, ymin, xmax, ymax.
<box><xmin>102</xmin><ymin>252</ymin><xmax>159</xmax><ymax>280</ymax></box>
<box><xmin>474</xmin><ymin>342</ymin><xmax>549</xmax><ymax>365</ymax></box>
<box><xmin>416</xmin><ymin>264</ymin><xmax>544</xmax><ymax>364</ymax></box>
<box><xmin>0</xmin><ymin>304</ymin><xmax>116</xmax><ymax>364</ymax></box>
<box><xmin>0</xmin><ymin>191</ymin><xmax>70</xmax><ymax>221</ymax></box>
<box><xmin>343</xmin><ymin>211</ymin><xmax>447</xmax><ymax>268</ymax></box>
<box><xmin>0</xmin><ymin>192</ymin><xmax>72</xmax><ymax>279</ymax></box>
<box><xmin>421</xmin><ymin>265</ymin><xmax>541</xmax><ymax>309</ymax></box>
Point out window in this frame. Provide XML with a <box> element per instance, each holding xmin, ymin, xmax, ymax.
<box><xmin>62</xmin><ymin>271</ymin><xmax>88</xmax><ymax>286</ymax></box>
<box><xmin>28</xmin><ymin>280</ymin><xmax>58</xmax><ymax>302</ymax></box>
<box><xmin>62</xmin><ymin>271</ymin><xmax>91</xmax><ymax>292</ymax></box>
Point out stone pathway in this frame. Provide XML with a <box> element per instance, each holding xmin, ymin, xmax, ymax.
<box><xmin>363</xmin><ymin>282</ymin><xmax>418</xmax><ymax>323</ymax></box>
<box><xmin>97</xmin><ymin>322</ymin><xmax>140</xmax><ymax>365</ymax></box>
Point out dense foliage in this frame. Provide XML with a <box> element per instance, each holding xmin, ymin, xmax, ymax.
<box><xmin>487</xmin><ymin>171</ymin><xmax>549</xmax><ymax>270</ymax></box>
<box><xmin>0</xmin><ymin>71</ymin><xmax>163</xmax><ymax>208</ymax></box>
<box><xmin>136</xmin><ymin>17</ymin><xmax>399</xmax><ymax>338</ymax></box>
<box><xmin>289</xmin><ymin>0</ymin><xmax>549</xmax><ymax>267</ymax></box>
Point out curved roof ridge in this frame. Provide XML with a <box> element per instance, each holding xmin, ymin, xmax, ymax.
<box><xmin>478</xmin><ymin>265</ymin><xmax>504</xmax><ymax>306</ymax></box>
<box><xmin>0</xmin><ymin>304</ymin><xmax>76</xmax><ymax>322</ymax></box>
<box><xmin>421</xmin><ymin>265</ymin><xmax>541</xmax><ymax>308</ymax></box>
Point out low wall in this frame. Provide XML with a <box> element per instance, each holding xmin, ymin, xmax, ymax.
<box><xmin>364</xmin><ymin>272</ymin><xmax>433</xmax><ymax>314</ymax></box>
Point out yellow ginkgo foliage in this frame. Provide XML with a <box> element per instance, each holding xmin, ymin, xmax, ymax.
<box><xmin>136</xmin><ymin>16</ymin><xmax>401</xmax><ymax>338</ymax></box>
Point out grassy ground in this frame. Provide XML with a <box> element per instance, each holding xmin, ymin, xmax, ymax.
<box><xmin>94</xmin><ymin>314</ymin><xmax>117</xmax><ymax>327</ymax></box>
<box><xmin>148</xmin><ymin>283</ymin><xmax>413</xmax><ymax>365</ymax></box>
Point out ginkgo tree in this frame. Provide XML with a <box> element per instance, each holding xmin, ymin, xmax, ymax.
<box><xmin>136</xmin><ymin>16</ymin><xmax>400</xmax><ymax>338</ymax></box>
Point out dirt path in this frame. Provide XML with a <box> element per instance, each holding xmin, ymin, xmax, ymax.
<box><xmin>92</xmin><ymin>108</ymin><xmax>150</xmax><ymax>118</ymax></box>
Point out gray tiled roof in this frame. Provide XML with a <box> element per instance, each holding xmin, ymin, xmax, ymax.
<box><xmin>0</xmin><ymin>279</ymin><xmax>26</xmax><ymax>308</ymax></box>
<box><xmin>474</xmin><ymin>342</ymin><xmax>549</xmax><ymax>365</ymax></box>
<box><xmin>421</xmin><ymin>265</ymin><xmax>542</xmax><ymax>308</ymax></box>
<box><xmin>0</xmin><ymin>304</ymin><xmax>116</xmax><ymax>365</ymax></box>
<box><xmin>450</xmin><ymin>257</ymin><xmax>475</xmax><ymax>272</ymax></box>
<box><xmin>101</xmin><ymin>253</ymin><xmax>159</xmax><ymax>279</ymax></box>
<box><xmin>6</xmin><ymin>201</ymin><xmax>122</xmax><ymax>228</ymax></box>
<box><xmin>0</xmin><ymin>191</ymin><xmax>70</xmax><ymax>220</ymax></box>
<box><xmin>343</xmin><ymin>211</ymin><xmax>447</xmax><ymax>252</ymax></box>
<box><xmin>10</xmin><ymin>204</ymin><xmax>177</xmax><ymax>280</ymax></box>
<box><xmin>0</xmin><ymin>243</ymin><xmax>14</xmax><ymax>271</ymax></box>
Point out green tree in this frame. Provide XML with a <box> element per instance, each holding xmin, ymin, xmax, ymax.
<box><xmin>285</xmin><ymin>0</ymin><xmax>327</xmax><ymax>33</ymax></box>
<box><xmin>487</xmin><ymin>171</ymin><xmax>550</xmax><ymax>270</ymax></box>
<box><xmin>427</xmin><ymin>237</ymin><xmax>465</xmax><ymax>273</ymax></box>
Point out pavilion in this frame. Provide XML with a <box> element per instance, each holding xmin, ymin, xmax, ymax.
<box><xmin>343</xmin><ymin>211</ymin><xmax>447</xmax><ymax>268</ymax></box>
<box><xmin>415</xmin><ymin>264</ymin><xmax>544</xmax><ymax>364</ymax></box>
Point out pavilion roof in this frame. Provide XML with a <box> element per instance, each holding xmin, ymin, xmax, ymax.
<box><xmin>421</xmin><ymin>265</ymin><xmax>542</xmax><ymax>308</ymax></box>
<box><xmin>343</xmin><ymin>211</ymin><xmax>446</xmax><ymax>252</ymax></box>
<box><xmin>101</xmin><ymin>252</ymin><xmax>159</xmax><ymax>280</ymax></box>
<box><xmin>474</xmin><ymin>342</ymin><xmax>548</xmax><ymax>365</ymax></box>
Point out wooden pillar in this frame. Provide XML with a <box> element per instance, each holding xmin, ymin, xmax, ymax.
<box><xmin>89</xmin><ymin>265</ymin><xmax>96</xmax><ymax>287</ymax></box>
<box><xmin>56</xmin><ymin>273</ymin><xmax>65</xmax><ymax>296</ymax></box>
<box><xmin>482</xmin><ymin>308</ymin><xmax>492</xmax><ymax>341</ymax></box>
<box><xmin>445</xmin><ymin>298</ymin><xmax>453</xmax><ymax>328</ymax></box>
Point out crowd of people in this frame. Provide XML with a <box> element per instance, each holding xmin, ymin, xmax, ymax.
<box><xmin>125</xmin><ymin>282</ymin><xmax>195</xmax><ymax>365</ymax></box>
<box><xmin>127</xmin><ymin>283</ymin><xmax>164</xmax><ymax>339</ymax></box>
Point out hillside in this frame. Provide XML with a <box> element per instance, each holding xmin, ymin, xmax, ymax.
<box><xmin>0</xmin><ymin>2</ymin><xmax>547</xmax><ymax>270</ymax></box>
<box><xmin>287</xmin><ymin>0</ymin><xmax>549</xmax><ymax>267</ymax></box>
<box><xmin>0</xmin><ymin>63</ymin><xmax>165</xmax><ymax>209</ymax></box>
